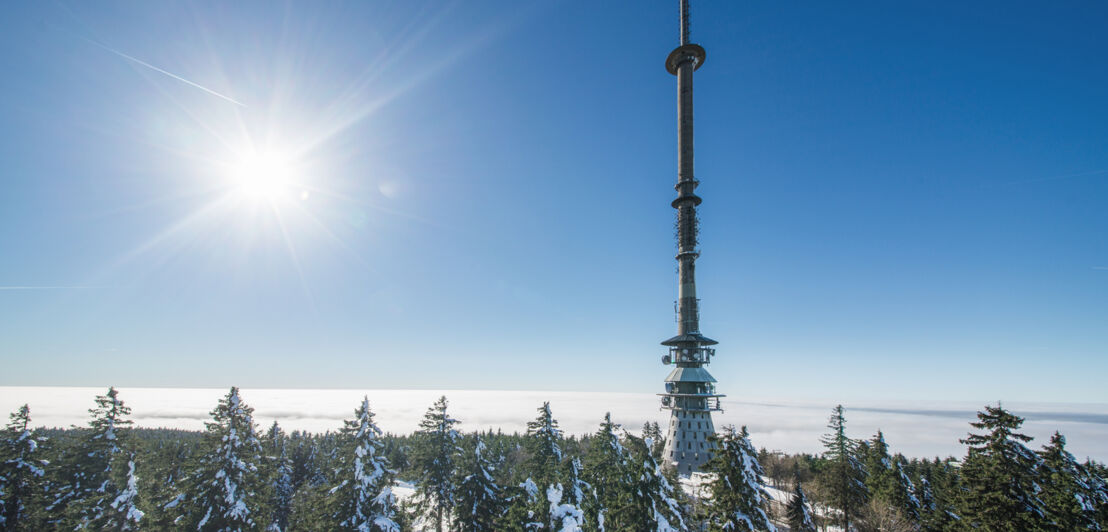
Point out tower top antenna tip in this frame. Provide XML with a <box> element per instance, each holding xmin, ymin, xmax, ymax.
<box><xmin>680</xmin><ymin>0</ymin><xmax>690</xmax><ymax>46</ymax></box>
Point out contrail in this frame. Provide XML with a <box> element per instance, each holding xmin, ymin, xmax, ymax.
<box><xmin>84</xmin><ymin>38</ymin><xmax>246</xmax><ymax>107</ymax></box>
<box><xmin>0</xmin><ymin>285</ymin><xmax>94</xmax><ymax>290</ymax></box>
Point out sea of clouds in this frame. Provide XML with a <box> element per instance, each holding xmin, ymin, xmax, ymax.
<box><xmin>1</xmin><ymin>387</ymin><xmax>1105</xmax><ymax>461</ymax></box>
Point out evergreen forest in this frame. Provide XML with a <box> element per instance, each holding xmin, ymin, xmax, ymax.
<box><xmin>1</xmin><ymin>387</ymin><xmax>1105</xmax><ymax>531</ymax></box>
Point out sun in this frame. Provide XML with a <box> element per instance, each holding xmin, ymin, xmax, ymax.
<box><xmin>228</xmin><ymin>151</ymin><xmax>294</xmax><ymax>202</ymax></box>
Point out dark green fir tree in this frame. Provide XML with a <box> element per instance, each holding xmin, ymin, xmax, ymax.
<box><xmin>411</xmin><ymin>396</ymin><xmax>462</xmax><ymax>532</ymax></box>
<box><xmin>584</xmin><ymin>413</ymin><xmax>632</xmax><ymax>530</ymax></box>
<box><xmin>702</xmin><ymin>425</ymin><xmax>773</xmax><ymax>532</ymax></box>
<box><xmin>915</xmin><ymin>458</ymin><xmax>961</xmax><ymax>532</ymax></box>
<box><xmin>178</xmin><ymin>387</ymin><xmax>264</xmax><ymax>531</ymax></box>
<box><xmin>505</xmin><ymin>402</ymin><xmax>583</xmax><ymax>531</ymax></box>
<box><xmin>452</xmin><ymin>436</ymin><xmax>503</xmax><ymax>532</ymax></box>
<box><xmin>642</xmin><ymin>421</ymin><xmax>665</xmax><ymax>461</ymax></box>
<box><xmin>1037</xmin><ymin>431</ymin><xmax>1102</xmax><ymax>531</ymax></box>
<box><xmin>785</xmin><ymin>476</ymin><xmax>816</xmax><ymax>532</ymax></box>
<box><xmin>1083</xmin><ymin>459</ymin><xmax>1108</xmax><ymax>529</ymax></box>
<box><xmin>958</xmin><ymin>403</ymin><xmax>1046</xmax><ymax>531</ymax></box>
<box><xmin>819</xmin><ymin>404</ymin><xmax>867</xmax><ymax>531</ymax></box>
<box><xmin>625</xmin><ymin>433</ymin><xmax>687</xmax><ymax>532</ymax></box>
<box><xmin>97</xmin><ymin>453</ymin><xmax>143</xmax><ymax>531</ymax></box>
<box><xmin>863</xmin><ymin>430</ymin><xmax>920</xmax><ymax>523</ymax></box>
<box><xmin>330</xmin><ymin>397</ymin><xmax>400</xmax><ymax>532</ymax></box>
<box><xmin>62</xmin><ymin>387</ymin><xmax>143</xmax><ymax>530</ymax></box>
<box><xmin>1</xmin><ymin>404</ymin><xmax>46</xmax><ymax>531</ymax></box>
<box><xmin>262</xmin><ymin>421</ymin><xmax>293</xmax><ymax>532</ymax></box>
<box><xmin>525</xmin><ymin>402</ymin><xmax>564</xmax><ymax>490</ymax></box>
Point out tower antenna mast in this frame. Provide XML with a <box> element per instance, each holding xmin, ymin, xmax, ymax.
<box><xmin>659</xmin><ymin>0</ymin><xmax>724</xmax><ymax>475</ymax></box>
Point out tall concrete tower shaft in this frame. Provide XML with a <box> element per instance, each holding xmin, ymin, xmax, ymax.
<box><xmin>659</xmin><ymin>0</ymin><xmax>724</xmax><ymax>475</ymax></box>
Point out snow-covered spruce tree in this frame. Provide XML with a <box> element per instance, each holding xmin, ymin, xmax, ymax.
<box><xmin>914</xmin><ymin>459</ymin><xmax>960</xmax><ymax>531</ymax></box>
<box><xmin>642</xmin><ymin>421</ymin><xmax>665</xmax><ymax>461</ymax></box>
<box><xmin>862</xmin><ymin>430</ymin><xmax>920</xmax><ymax>523</ymax></box>
<box><xmin>702</xmin><ymin>425</ymin><xmax>774</xmax><ymax>532</ymax></box>
<box><xmin>293</xmin><ymin>432</ymin><xmax>329</xmax><ymax>489</ymax></box>
<box><xmin>452</xmin><ymin>436</ymin><xmax>504</xmax><ymax>531</ymax></box>
<box><xmin>262</xmin><ymin>422</ymin><xmax>293</xmax><ymax>532</ymax></box>
<box><xmin>625</xmin><ymin>433</ymin><xmax>687</xmax><ymax>532</ymax></box>
<box><xmin>526</xmin><ymin>402</ymin><xmax>564</xmax><ymax>490</ymax></box>
<box><xmin>138</xmin><ymin>430</ymin><xmax>193</xmax><ymax>529</ymax></box>
<box><xmin>179</xmin><ymin>387</ymin><xmax>264</xmax><ymax>531</ymax></box>
<box><xmin>957</xmin><ymin>403</ymin><xmax>1046</xmax><ymax>531</ymax></box>
<box><xmin>819</xmin><ymin>405</ymin><xmax>867</xmax><ymax>531</ymax></box>
<box><xmin>584</xmin><ymin>413</ymin><xmax>631</xmax><ymax>530</ymax></box>
<box><xmin>892</xmin><ymin>456</ymin><xmax>922</xmax><ymax>522</ymax></box>
<box><xmin>411</xmin><ymin>395</ymin><xmax>462</xmax><ymax>532</ymax></box>
<box><xmin>1</xmin><ymin>404</ymin><xmax>47</xmax><ymax>530</ymax></box>
<box><xmin>329</xmin><ymin>397</ymin><xmax>400</xmax><ymax>532</ymax></box>
<box><xmin>1085</xmin><ymin>460</ymin><xmax>1108</xmax><ymax>529</ymax></box>
<box><xmin>564</xmin><ymin>456</ymin><xmax>593</xmax><ymax>512</ymax></box>
<box><xmin>1037</xmin><ymin>431</ymin><xmax>1102</xmax><ymax>530</ymax></box>
<box><xmin>785</xmin><ymin>476</ymin><xmax>816</xmax><ymax>532</ymax></box>
<box><xmin>98</xmin><ymin>453</ymin><xmax>144</xmax><ymax>531</ymax></box>
<box><xmin>500</xmin><ymin>477</ymin><xmax>544</xmax><ymax>531</ymax></box>
<box><xmin>546</xmin><ymin>481</ymin><xmax>586</xmax><ymax>532</ymax></box>
<box><xmin>505</xmin><ymin>402</ymin><xmax>583</xmax><ymax>531</ymax></box>
<box><xmin>57</xmin><ymin>387</ymin><xmax>144</xmax><ymax>530</ymax></box>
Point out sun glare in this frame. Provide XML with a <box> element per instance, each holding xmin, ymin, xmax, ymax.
<box><xmin>229</xmin><ymin>152</ymin><xmax>294</xmax><ymax>202</ymax></box>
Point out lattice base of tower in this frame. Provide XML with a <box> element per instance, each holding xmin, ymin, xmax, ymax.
<box><xmin>662</xmin><ymin>408</ymin><xmax>717</xmax><ymax>475</ymax></box>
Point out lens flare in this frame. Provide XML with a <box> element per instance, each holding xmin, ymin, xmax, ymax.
<box><xmin>230</xmin><ymin>151</ymin><xmax>293</xmax><ymax>202</ymax></box>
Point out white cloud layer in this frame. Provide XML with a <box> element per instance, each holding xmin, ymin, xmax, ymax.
<box><xmin>1</xmin><ymin>387</ymin><xmax>1105</xmax><ymax>461</ymax></box>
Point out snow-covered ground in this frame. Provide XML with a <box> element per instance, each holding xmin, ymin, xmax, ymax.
<box><xmin>680</xmin><ymin>473</ymin><xmax>845</xmax><ymax>532</ymax></box>
<box><xmin>2</xmin><ymin>386</ymin><xmax>1106</xmax><ymax>460</ymax></box>
<box><xmin>392</xmin><ymin>479</ymin><xmax>417</xmax><ymax>503</ymax></box>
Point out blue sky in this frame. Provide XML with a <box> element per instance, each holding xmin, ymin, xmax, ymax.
<box><xmin>0</xmin><ymin>1</ymin><xmax>1105</xmax><ymax>403</ymax></box>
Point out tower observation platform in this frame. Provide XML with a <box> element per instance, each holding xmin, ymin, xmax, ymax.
<box><xmin>658</xmin><ymin>0</ymin><xmax>725</xmax><ymax>475</ymax></box>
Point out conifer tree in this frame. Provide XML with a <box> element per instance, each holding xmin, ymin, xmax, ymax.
<box><xmin>262</xmin><ymin>422</ymin><xmax>293</xmax><ymax>532</ymax></box>
<box><xmin>585</xmin><ymin>413</ymin><xmax>632</xmax><ymax>530</ymax></box>
<box><xmin>958</xmin><ymin>403</ymin><xmax>1046</xmax><ymax>531</ymax></box>
<box><xmin>411</xmin><ymin>396</ymin><xmax>461</xmax><ymax>532</ymax></box>
<box><xmin>511</xmin><ymin>402</ymin><xmax>584</xmax><ymax>531</ymax></box>
<box><xmin>702</xmin><ymin>425</ymin><xmax>774</xmax><ymax>532</ymax></box>
<box><xmin>500</xmin><ymin>477</ymin><xmax>545</xmax><ymax>530</ymax></box>
<box><xmin>1037</xmin><ymin>431</ymin><xmax>1101</xmax><ymax>531</ymax></box>
<box><xmin>642</xmin><ymin>421</ymin><xmax>665</xmax><ymax>461</ymax></box>
<box><xmin>453</xmin><ymin>436</ymin><xmax>503</xmax><ymax>532</ymax></box>
<box><xmin>546</xmin><ymin>481</ymin><xmax>586</xmax><ymax>532</ymax></box>
<box><xmin>915</xmin><ymin>471</ymin><xmax>935</xmax><ymax>516</ymax></box>
<box><xmin>329</xmin><ymin>397</ymin><xmax>400</xmax><ymax>532</ymax></box>
<box><xmin>0</xmin><ymin>404</ymin><xmax>46</xmax><ymax>530</ymax></box>
<box><xmin>863</xmin><ymin>430</ymin><xmax>920</xmax><ymax>522</ymax></box>
<box><xmin>893</xmin><ymin>456</ymin><xmax>921</xmax><ymax>521</ymax></box>
<box><xmin>819</xmin><ymin>405</ymin><xmax>867</xmax><ymax>530</ymax></box>
<box><xmin>179</xmin><ymin>387</ymin><xmax>264</xmax><ymax>531</ymax></box>
<box><xmin>141</xmin><ymin>432</ymin><xmax>192</xmax><ymax>529</ymax></box>
<box><xmin>99</xmin><ymin>454</ymin><xmax>144</xmax><ymax>530</ymax></box>
<box><xmin>564</xmin><ymin>456</ymin><xmax>592</xmax><ymax>510</ymax></box>
<box><xmin>626</xmin><ymin>433</ymin><xmax>687</xmax><ymax>532</ymax></box>
<box><xmin>915</xmin><ymin>459</ymin><xmax>960</xmax><ymax>531</ymax></box>
<box><xmin>60</xmin><ymin>387</ymin><xmax>143</xmax><ymax>529</ymax></box>
<box><xmin>1084</xmin><ymin>460</ymin><xmax>1108</xmax><ymax>529</ymax></box>
<box><xmin>526</xmin><ymin>402</ymin><xmax>564</xmax><ymax>490</ymax></box>
<box><xmin>785</xmin><ymin>476</ymin><xmax>816</xmax><ymax>532</ymax></box>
